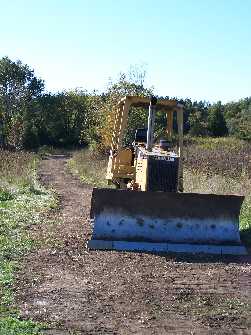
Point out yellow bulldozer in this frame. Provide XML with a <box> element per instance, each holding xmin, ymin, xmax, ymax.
<box><xmin>88</xmin><ymin>96</ymin><xmax>247</xmax><ymax>255</ymax></box>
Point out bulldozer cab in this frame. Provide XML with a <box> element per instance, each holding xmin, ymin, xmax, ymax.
<box><xmin>134</xmin><ymin>128</ymin><xmax>148</xmax><ymax>144</ymax></box>
<box><xmin>106</xmin><ymin>96</ymin><xmax>184</xmax><ymax>190</ymax></box>
<box><xmin>110</xmin><ymin>96</ymin><xmax>183</xmax><ymax>151</ymax></box>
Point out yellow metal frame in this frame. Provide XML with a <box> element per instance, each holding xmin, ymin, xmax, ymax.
<box><xmin>106</xmin><ymin>96</ymin><xmax>184</xmax><ymax>190</ymax></box>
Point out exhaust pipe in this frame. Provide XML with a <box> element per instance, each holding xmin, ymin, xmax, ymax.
<box><xmin>146</xmin><ymin>96</ymin><xmax>157</xmax><ymax>151</ymax></box>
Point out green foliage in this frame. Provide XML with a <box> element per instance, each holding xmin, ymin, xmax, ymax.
<box><xmin>79</xmin><ymin>93</ymin><xmax>103</xmax><ymax>146</ymax></box>
<box><xmin>224</xmin><ymin>98</ymin><xmax>251</xmax><ymax>140</ymax></box>
<box><xmin>0</xmin><ymin>57</ymin><xmax>44</xmax><ymax>148</ymax></box>
<box><xmin>22</xmin><ymin>123</ymin><xmax>40</xmax><ymax>149</ymax></box>
<box><xmin>96</xmin><ymin>71</ymin><xmax>153</xmax><ymax>150</ymax></box>
<box><xmin>0</xmin><ymin>190</ymin><xmax>14</xmax><ymax>201</ymax></box>
<box><xmin>0</xmin><ymin>317</ymin><xmax>43</xmax><ymax>335</ymax></box>
<box><xmin>24</xmin><ymin>91</ymin><xmax>87</xmax><ymax>147</ymax></box>
<box><xmin>187</xmin><ymin>101</ymin><xmax>209</xmax><ymax>136</ymax></box>
<box><xmin>208</xmin><ymin>101</ymin><xmax>228</xmax><ymax>136</ymax></box>
<box><xmin>188</xmin><ymin>110</ymin><xmax>208</xmax><ymax>136</ymax></box>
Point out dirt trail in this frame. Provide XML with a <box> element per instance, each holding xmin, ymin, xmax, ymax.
<box><xmin>15</xmin><ymin>155</ymin><xmax>251</xmax><ymax>335</ymax></box>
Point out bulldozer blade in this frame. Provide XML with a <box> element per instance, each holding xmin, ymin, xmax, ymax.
<box><xmin>88</xmin><ymin>188</ymin><xmax>247</xmax><ymax>255</ymax></box>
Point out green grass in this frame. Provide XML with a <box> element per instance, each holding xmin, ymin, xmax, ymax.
<box><xmin>0</xmin><ymin>150</ymin><xmax>56</xmax><ymax>335</ymax></box>
<box><xmin>0</xmin><ymin>317</ymin><xmax>44</xmax><ymax>335</ymax></box>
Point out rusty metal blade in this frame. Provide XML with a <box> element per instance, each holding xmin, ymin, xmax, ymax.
<box><xmin>90</xmin><ymin>188</ymin><xmax>244</xmax><ymax>245</ymax></box>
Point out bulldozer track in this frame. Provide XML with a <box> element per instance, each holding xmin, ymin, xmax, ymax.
<box><xmin>15</xmin><ymin>154</ymin><xmax>251</xmax><ymax>335</ymax></box>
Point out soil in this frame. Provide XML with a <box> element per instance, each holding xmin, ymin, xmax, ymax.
<box><xmin>15</xmin><ymin>154</ymin><xmax>251</xmax><ymax>335</ymax></box>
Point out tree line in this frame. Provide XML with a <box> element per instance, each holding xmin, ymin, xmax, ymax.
<box><xmin>0</xmin><ymin>57</ymin><xmax>250</xmax><ymax>150</ymax></box>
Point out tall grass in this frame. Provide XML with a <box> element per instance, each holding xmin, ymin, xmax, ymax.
<box><xmin>0</xmin><ymin>150</ymin><xmax>55</xmax><ymax>334</ymax></box>
<box><xmin>183</xmin><ymin>137</ymin><xmax>251</xmax><ymax>178</ymax></box>
<box><xmin>0</xmin><ymin>150</ymin><xmax>37</xmax><ymax>187</ymax></box>
<box><xmin>68</xmin><ymin>150</ymin><xmax>109</xmax><ymax>187</ymax></box>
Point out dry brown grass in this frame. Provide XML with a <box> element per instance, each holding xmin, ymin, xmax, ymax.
<box><xmin>68</xmin><ymin>149</ymin><xmax>109</xmax><ymax>187</ymax></box>
<box><xmin>0</xmin><ymin>150</ymin><xmax>36</xmax><ymax>187</ymax></box>
<box><xmin>183</xmin><ymin>137</ymin><xmax>251</xmax><ymax>178</ymax></box>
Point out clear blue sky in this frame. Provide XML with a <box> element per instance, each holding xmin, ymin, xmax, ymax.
<box><xmin>1</xmin><ymin>0</ymin><xmax>251</xmax><ymax>102</ymax></box>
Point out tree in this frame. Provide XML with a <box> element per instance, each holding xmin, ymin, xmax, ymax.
<box><xmin>188</xmin><ymin>101</ymin><xmax>209</xmax><ymax>136</ymax></box>
<box><xmin>23</xmin><ymin>91</ymin><xmax>91</xmax><ymax>147</ymax></box>
<box><xmin>208</xmin><ymin>101</ymin><xmax>228</xmax><ymax>137</ymax></box>
<box><xmin>0</xmin><ymin>56</ymin><xmax>44</xmax><ymax>147</ymax></box>
<box><xmin>96</xmin><ymin>68</ymin><xmax>153</xmax><ymax>151</ymax></box>
<box><xmin>224</xmin><ymin>98</ymin><xmax>251</xmax><ymax>140</ymax></box>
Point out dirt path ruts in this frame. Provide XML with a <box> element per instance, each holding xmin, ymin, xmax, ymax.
<box><xmin>15</xmin><ymin>155</ymin><xmax>251</xmax><ymax>335</ymax></box>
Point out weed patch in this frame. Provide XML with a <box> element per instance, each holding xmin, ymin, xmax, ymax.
<box><xmin>0</xmin><ymin>317</ymin><xmax>44</xmax><ymax>335</ymax></box>
<box><xmin>68</xmin><ymin>149</ymin><xmax>110</xmax><ymax>188</ymax></box>
<box><xmin>183</xmin><ymin>136</ymin><xmax>251</xmax><ymax>179</ymax></box>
